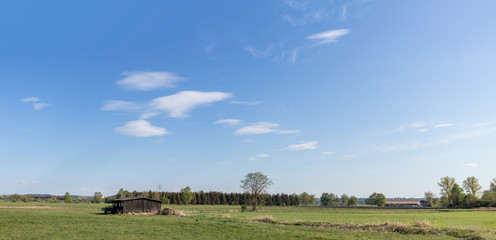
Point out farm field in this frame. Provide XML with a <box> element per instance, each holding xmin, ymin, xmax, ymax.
<box><xmin>0</xmin><ymin>202</ymin><xmax>494</xmax><ymax>239</ymax></box>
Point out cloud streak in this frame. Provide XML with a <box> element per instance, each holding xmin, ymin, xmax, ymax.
<box><xmin>115</xmin><ymin>120</ymin><xmax>169</xmax><ymax>137</ymax></box>
<box><xmin>287</xmin><ymin>141</ymin><xmax>319</xmax><ymax>151</ymax></box>
<box><xmin>116</xmin><ymin>71</ymin><xmax>184</xmax><ymax>91</ymax></box>
<box><xmin>151</xmin><ymin>91</ymin><xmax>232</xmax><ymax>118</ymax></box>
<box><xmin>21</xmin><ymin>97</ymin><xmax>51</xmax><ymax>110</ymax></box>
<box><xmin>307</xmin><ymin>29</ymin><xmax>350</xmax><ymax>45</ymax></box>
<box><xmin>234</xmin><ymin>122</ymin><xmax>299</xmax><ymax>135</ymax></box>
<box><xmin>214</xmin><ymin>119</ymin><xmax>243</xmax><ymax>127</ymax></box>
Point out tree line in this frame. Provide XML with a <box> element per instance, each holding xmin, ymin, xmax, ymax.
<box><xmin>109</xmin><ymin>187</ymin><xmax>303</xmax><ymax>206</ymax></box>
<box><xmin>432</xmin><ymin>176</ymin><xmax>496</xmax><ymax>208</ymax></box>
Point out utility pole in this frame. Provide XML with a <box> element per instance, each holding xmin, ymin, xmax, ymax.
<box><xmin>157</xmin><ymin>183</ymin><xmax>163</xmax><ymax>192</ymax></box>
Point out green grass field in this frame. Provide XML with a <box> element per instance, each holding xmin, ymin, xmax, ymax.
<box><xmin>0</xmin><ymin>202</ymin><xmax>494</xmax><ymax>239</ymax></box>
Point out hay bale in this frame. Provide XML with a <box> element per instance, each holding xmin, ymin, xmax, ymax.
<box><xmin>160</xmin><ymin>207</ymin><xmax>186</xmax><ymax>216</ymax></box>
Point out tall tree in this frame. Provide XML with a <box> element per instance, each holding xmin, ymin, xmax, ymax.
<box><xmin>463</xmin><ymin>176</ymin><xmax>482</xmax><ymax>197</ymax></box>
<box><xmin>438</xmin><ymin>176</ymin><xmax>456</xmax><ymax>206</ymax></box>
<box><xmin>64</xmin><ymin>192</ymin><xmax>72</xmax><ymax>203</ymax></box>
<box><xmin>320</xmin><ymin>193</ymin><xmax>330</xmax><ymax>206</ymax></box>
<box><xmin>490</xmin><ymin>178</ymin><xmax>496</xmax><ymax>192</ymax></box>
<box><xmin>340</xmin><ymin>194</ymin><xmax>349</xmax><ymax>205</ymax></box>
<box><xmin>365</xmin><ymin>192</ymin><xmax>386</xmax><ymax>206</ymax></box>
<box><xmin>347</xmin><ymin>196</ymin><xmax>358</xmax><ymax>206</ymax></box>
<box><xmin>180</xmin><ymin>186</ymin><xmax>193</xmax><ymax>204</ymax></box>
<box><xmin>424</xmin><ymin>191</ymin><xmax>434</xmax><ymax>207</ymax></box>
<box><xmin>299</xmin><ymin>192</ymin><xmax>312</xmax><ymax>206</ymax></box>
<box><xmin>93</xmin><ymin>192</ymin><xmax>103</xmax><ymax>203</ymax></box>
<box><xmin>240</xmin><ymin>172</ymin><xmax>273</xmax><ymax>211</ymax></box>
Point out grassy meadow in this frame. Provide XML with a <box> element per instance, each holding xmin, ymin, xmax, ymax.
<box><xmin>0</xmin><ymin>202</ymin><xmax>494</xmax><ymax>239</ymax></box>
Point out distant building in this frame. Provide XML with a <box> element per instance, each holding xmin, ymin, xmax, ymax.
<box><xmin>102</xmin><ymin>197</ymin><xmax>161</xmax><ymax>214</ymax></box>
<box><xmin>385</xmin><ymin>200</ymin><xmax>421</xmax><ymax>207</ymax></box>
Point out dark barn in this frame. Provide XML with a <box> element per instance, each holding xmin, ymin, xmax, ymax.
<box><xmin>104</xmin><ymin>197</ymin><xmax>161</xmax><ymax>214</ymax></box>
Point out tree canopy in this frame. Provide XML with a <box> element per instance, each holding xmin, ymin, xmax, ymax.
<box><xmin>240</xmin><ymin>172</ymin><xmax>273</xmax><ymax>210</ymax></box>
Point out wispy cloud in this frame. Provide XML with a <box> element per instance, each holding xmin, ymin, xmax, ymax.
<box><xmin>282</xmin><ymin>9</ymin><xmax>328</xmax><ymax>26</ymax></box>
<box><xmin>101</xmin><ymin>100</ymin><xmax>142</xmax><ymax>111</ymax></box>
<box><xmin>21</xmin><ymin>97</ymin><xmax>51</xmax><ymax>110</ymax></box>
<box><xmin>115</xmin><ymin>120</ymin><xmax>169</xmax><ymax>137</ymax></box>
<box><xmin>235</xmin><ymin>122</ymin><xmax>299</xmax><ymax>135</ymax></box>
<box><xmin>150</xmin><ymin>91</ymin><xmax>232</xmax><ymax>118</ymax></box>
<box><xmin>287</xmin><ymin>141</ymin><xmax>319</xmax><ymax>151</ymax></box>
<box><xmin>322</xmin><ymin>151</ymin><xmax>335</xmax><ymax>155</ymax></box>
<box><xmin>116</xmin><ymin>71</ymin><xmax>184</xmax><ymax>91</ymax></box>
<box><xmin>307</xmin><ymin>29</ymin><xmax>350</xmax><ymax>45</ymax></box>
<box><xmin>248</xmin><ymin>153</ymin><xmax>270</xmax><ymax>161</ymax></box>
<box><xmin>214</xmin><ymin>119</ymin><xmax>243</xmax><ymax>127</ymax></box>
<box><xmin>256</xmin><ymin>153</ymin><xmax>269</xmax><ymax>158</ymax></box>
<box><xmin>435</xmin><ymin>123</ymin><xmax>455</xmax><ymax>128</ymax></box>
<box><xmin>244</xmin><ymin>46</ymin><xmax>273</xmax><ymax>57</ymax></box>
<box><xmin>462</xmin><ymin>163</ymin><xmax>478</xmax><ymax>168</ymax></box>
<box><xmin>380</xmin><ymin>121</ymin><xmax>496</xmax><ymax>152</ymax></box>
<box><xmin>219</xmin><ymin>161</ymin><xmax>231</xmax><ymax>165</ymax></box>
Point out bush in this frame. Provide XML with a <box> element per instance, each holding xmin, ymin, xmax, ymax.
<box><xmin>241</xmin><ymin>204</ymin><xmax>247</xmax><ymax>212</ymax></box>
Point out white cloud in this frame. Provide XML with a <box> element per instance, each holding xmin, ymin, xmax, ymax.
<box><xmin>307</xmin><ymin>29</ymin><xmax>350</xmax><ymax>45</ymax></box>
<box><xmin>214</xmin><ymin>119</ymin><xmax>243</xmax><ymax>126</ymax></box>
<box><xmin>21</xmin><ymin>97</ymin><xmax>51</xmax><ymax>110</ymax></box>
<box><xmin>150</xmin><ymin>91</ymin><xmax>232</xmax><ymax>118</ymax></box>
<box><xmin>287</xmin><ymin>141</ymin><xmax>319</xmax><ymax>151</ymax></box>
<box><xmin>235</xmin><ymin>122</ymin><xmax>299</xmax><ymax>135</ymax></box>
<box><xmin>230</xmin><ymin>101</ymin><xmax>261</xmax><ymax>106</ymax></box>
<box><xmin>116</xmin><ymin>71</ymin><xmax>184</xmax><ymax>91</ymax></box>
<box><xmin>462</xmin><ymin>163</ymin><xmax>478</xmax><ymax>168</ymax></box>
<box><xmin>248</xmin><ymin>157</ymin><xmax>257</xmax><ymax>161</ymax></box>
<box><xmin>21</xmin><ymin>97</ymin><xmax>40</xmax><ymax>103</ymax></box>
<box><xmin>435</xmin><ymin>123</ymin><xmax>455</xmax><ymax>128</ymax></box>
<box><xmin>220</xmin><ymin>161</ymin><xmax>231</xmax><ymax>165</ymax></box>
<box><xmin>140</xmin><ymin>112</ymin><xmax>160</xmax><ymax>119</ymax></box>
<box><xmin>417</xmin><ymin>128</ymin><xmax>429</xmax><ymax>132</ymax></box>
<box><xmin>101</xmin><ymin>100</ymin><xmax>142</xmax><ymax>111</ymax></box>
<box><xmin>322</xmin><ymin>151</ymin><xmax>335</xmax><ymax>155</ymax></box>
<box><xmin>115</xmin><ymin>120</ymin><xmax>169</xmax><ymax>137</ymax></box>
<box><xmin>256</xmin><ymin>153</ymin><xmax>269</xmax><ymax>158</ymax></box>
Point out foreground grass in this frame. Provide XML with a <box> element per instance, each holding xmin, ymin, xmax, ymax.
<box><xmin>0</xmin><ymin>202</ymin><xmax>492</xmax><ymax>239</ymax></box>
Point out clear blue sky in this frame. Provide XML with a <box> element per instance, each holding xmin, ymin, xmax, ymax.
<box><xmin>1</xmin><ymin>0</ymin><xmax>495</xmax><ymax>198</ymax></box>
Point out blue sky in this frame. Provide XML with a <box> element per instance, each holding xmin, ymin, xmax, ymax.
<box><xmin>1</xmin><ymin>0</ymin><xmax>496</xmax><ymax>198</ymax></box>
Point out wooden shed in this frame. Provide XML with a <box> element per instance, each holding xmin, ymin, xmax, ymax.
<box><xmin>104</xmin><ymin>197</ymin><xmax>161</xmax><ymax>214</ymax></box>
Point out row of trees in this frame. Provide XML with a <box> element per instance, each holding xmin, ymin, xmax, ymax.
<box><xmin>110</xmin><ymin>187</ymin><xmax>302</xmax><ymax>207</ymax></box>
<box><xmin>436</xmin><ymin>176</ymin><xmax>496</xmax><ymax>208</ymax></box>
<box><xmin>320</xmin><ymin>193</ymin><xmax>359</xmax><ymax>206</ymax></box>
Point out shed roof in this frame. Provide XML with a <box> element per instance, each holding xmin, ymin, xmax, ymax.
<box><xmin>112</xmin><ymin>197</ymin><xmax>161</xmax><ymax>203</ymax></box>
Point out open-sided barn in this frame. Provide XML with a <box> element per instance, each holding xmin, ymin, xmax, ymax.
<box><xmin>103</xmin><ymin>197</ymin><xmax>161</xmax><ymax>214</ymax></box>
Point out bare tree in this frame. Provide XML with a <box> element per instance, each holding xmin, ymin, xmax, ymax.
<box><xmin>240</xmin><ymin>172</ymin><xmax>273</xmax><ymax>211</ymax></box>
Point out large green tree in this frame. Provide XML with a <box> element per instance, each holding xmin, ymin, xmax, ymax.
<box><xmin>462</xmin><ymin>176</ymin><xmax>482</xmax><ymax>197</ymax></box>
<box><xmin>490</xmin><ymin>178</ymin><xmax>496</xmax><ymax>192</ymax></box>
<box><xmin>240</xmin><ymin>172</ymin><xmax>273</xmax><ymax>211</ymax></box>
<box><xmin>93</xmin><ymin>192</ymin><xmax>103</xmax><ymax>203</ymax></box>
<box><xmin>438</xmin><ymin>176</ymin><xmax>456</xmax><ymax>206</ymax></box>
<box><xmin>64</xmin><ymin>192</ymin><xmax>72</xmax><ymax>203</ymax></box>
<box><xmin>347</xmin><ymin>196</ymin><xmax>358</xmax><ymax>206</ymax></box>
<box><xmin>180</xmin><ymin>186</ymin><xmax>193</xmax><ymax>204</ymax></box>
<box><xmin>365</xmin><ymin>192</ymin><xmax>386</xmax><ymax>206</ymax></box>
